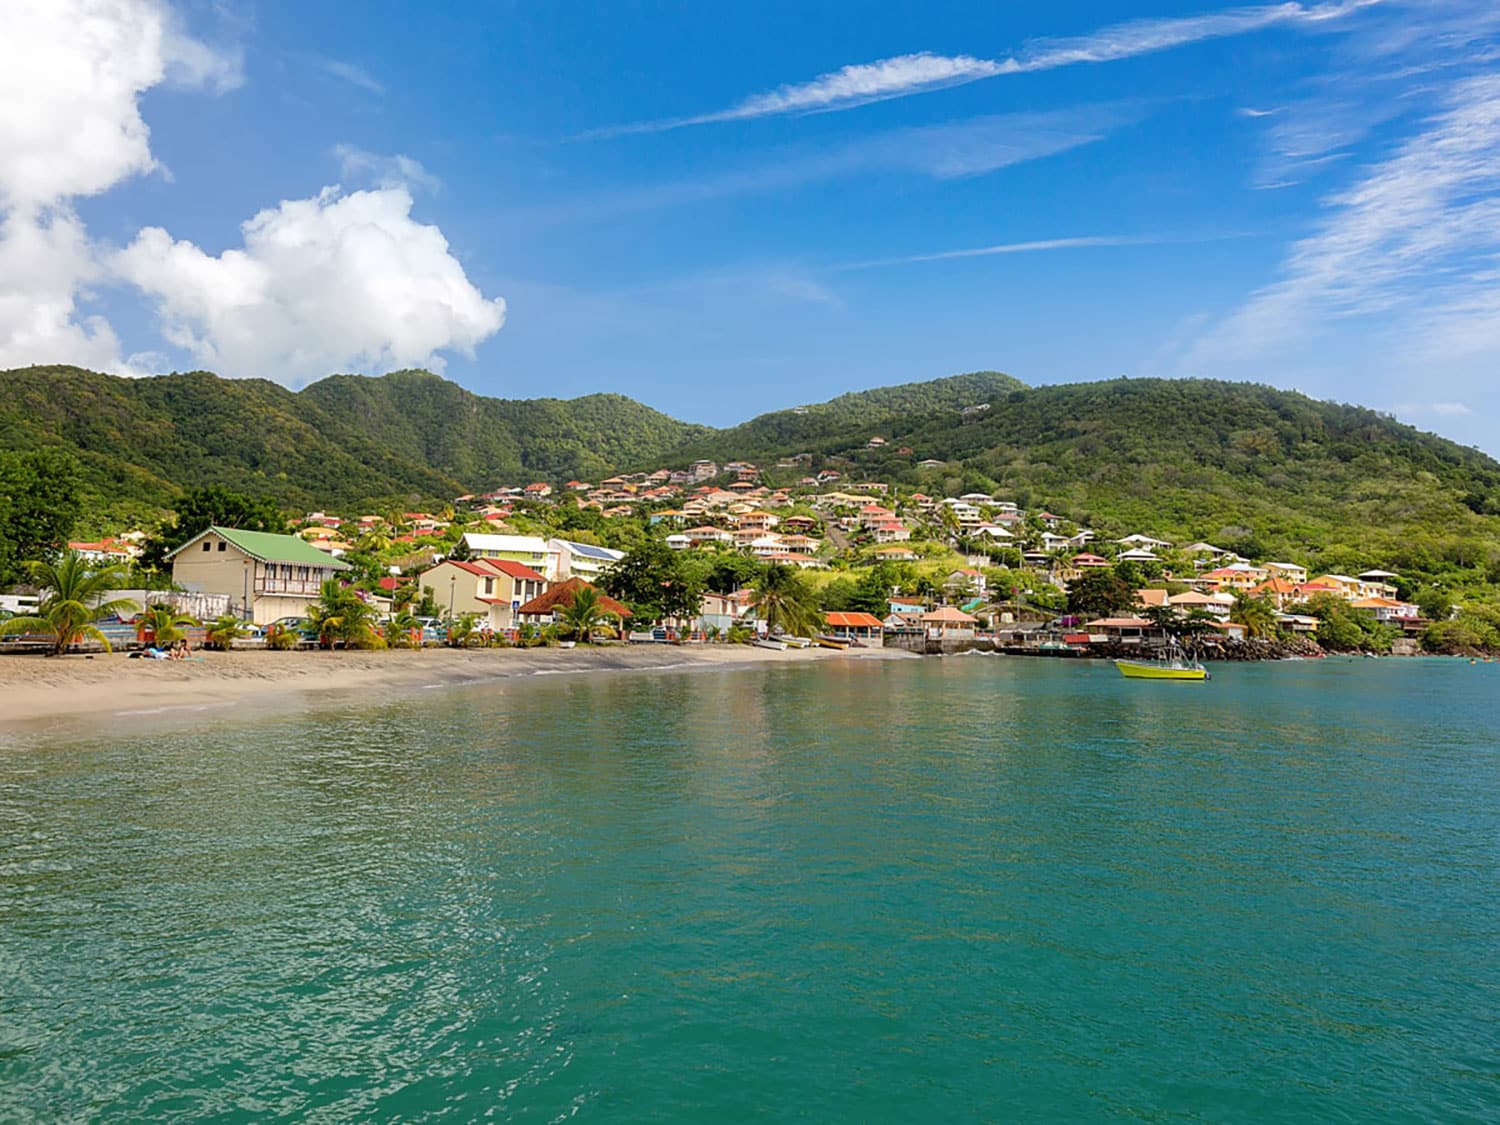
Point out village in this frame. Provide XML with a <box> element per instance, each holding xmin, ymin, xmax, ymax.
<box><xmin>31</xmin><ymin>450</ymin><xmax>1432</xmax><ymax>659</ymax></box>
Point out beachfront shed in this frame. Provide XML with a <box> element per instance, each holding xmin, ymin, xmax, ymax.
<box><xmin>824</xmin><ymin>611</ymin><xmax>885</xmax><ymax>646</ymax></box>
<box><xmin>921</xmin><ymin>606</ymin><xmax>979</xmax><ymax>639</ymax></box>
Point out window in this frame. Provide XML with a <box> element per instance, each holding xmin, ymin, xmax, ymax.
<box><xmin>202</xmin><ymin>542</ymin><xmax>211</xmax><ymax>552</ymax></box>
<box><xmin>217</xmin><ymin>541</ymin><xmax>226</xmax><ymax>551</ymax></box>
<box><xmin>484</xmin><ymin>578</ymin><xmax>494</xmax><ymax>595</ymax></box>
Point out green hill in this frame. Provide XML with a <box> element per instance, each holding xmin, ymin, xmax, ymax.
<box><xmin>696</xmin><ymin>377</ymin><xmax>1500</xmax><ymax>570</ymax></box>
<box><xmin>0</xmin><ymin>365</ymin><xmax>709</xmax><ymax>521</ymax></box>
<box><xmin>661</xmin><ymin>370</ymin><xmax>1024</xmax><ymax>463</ymax></box>
<box><xmin>2</xmin><ymin>365</ymin><xmax>1498</xmax><ymax>579</ymax></box>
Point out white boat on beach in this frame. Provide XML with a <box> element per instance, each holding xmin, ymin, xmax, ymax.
<box><xmin>753</xmin><ymin>637</ymin><xmax>789</xmax><ymax>651</ymax></box>
<box><xmin>782</xmin><ymin>636</ymin><xmax>812</xmax><ymax>649</ymax></box>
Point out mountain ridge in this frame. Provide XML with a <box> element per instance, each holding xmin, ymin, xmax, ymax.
<box><xmin>3</xmin><ymin>365</ymin><xmax>1499</xmax><ymax>568</ymax></box>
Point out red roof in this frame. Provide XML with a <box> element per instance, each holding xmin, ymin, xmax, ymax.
<box><xmin>515</xmin><ymin>578</ymin><xmax>632</xmax><ymax>618</ymax></box>
<box><xmin>377</xmin><ymin>576</ymin><xmax>402</xmax><ymax>591</ymax></box>
<box><xmin>825</xmin><ymin>611</ymin><xmax>884</xmax><ymax>628</ymax></box>
<box><xmin>479</xmin><ymin>558</ymin><xmax>546</xmax><ymax>583</ymax></box>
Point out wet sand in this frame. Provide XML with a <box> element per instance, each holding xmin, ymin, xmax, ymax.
<box><xmin>0</xmin><ymin>644</ymin><xmax>915</xmax><ymax>728</ymax></box>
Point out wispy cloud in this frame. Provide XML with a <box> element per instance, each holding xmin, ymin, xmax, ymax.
<box><xmin>834</xmin><ymin>235</ymin><xmax>1161</xmax><ymax>272</ymax></box>
<box><xmin>582</xmin><ymin>1</ymin><xmax>1380</xmax><ymax>138</ymax></box>
<box><xmin>316</xmin><ymin>57</ymin><xmax>384</xmax><ymax>95</ymax></box>
<box><xmin>1212</xmin><ymin>72</ymin><xmax>1500</xmax><ymax>346</ymax></box>
<box><xmin>332</xmin><ymin>145</ymin><xmax>441</xmax><ymax>192</ymax></box>
<box><xmin>833</xmin><ymin>230</ymin><xmax>1251</xmax><ymax>271</ymax></box>
<box><xmin>541</xmin><ymin>105</ymin><xmax>1143</xmax><ymax>222</ymax></box>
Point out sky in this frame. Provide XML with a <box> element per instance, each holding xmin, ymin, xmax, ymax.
<box><xmin>2</xmin><ymin>1</ymin><xmax>1499</xmax><ymax>453</ymax></box>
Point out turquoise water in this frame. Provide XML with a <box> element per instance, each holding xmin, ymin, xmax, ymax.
<box><xmin>3</xmin><ymin>656</ymin><xmax>1499</xmax><ymax>1120</ymax></box>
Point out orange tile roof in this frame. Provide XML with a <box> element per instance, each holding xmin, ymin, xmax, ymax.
<box><xmin>825</xmin><ymin>611</ymin><xmax>884</xmax><ymax>628</ymax></box>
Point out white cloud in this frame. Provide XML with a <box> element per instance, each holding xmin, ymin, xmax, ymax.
<box><xmin>545</xmin><ymin>105</ymin><xmax>1142</xmax><ymax>222</ymax></box>
<box><xmin>316</xmin><ymin>58</ymin><xmax>385</xmax><ymax>96</ymax></box>
<box><xmin>835</xmin><ymin>235</ymin><xmax>1159</xmax><ymax>272</ymax></box>
<box><xmin>0</xmin><ymin>209</ymin><xmax>124</xmax><ymax>371</ymax></box>
<box><xmin>0</xmin><ymin>0</ymin><xmax>240</xmax><ymax>208</ymax></box>
<box><xmin>333</xmin><ymin>145</ymin><xmax>441</xmax><ymax>192</ymax></box>
<box><xmin>1206</xmin><ymin>73</ymin><xmax>1500</xmax><ymax>348</ymax></box>
<box><xmin>114</xmin><ymin>185</ymin><xmax>507</xmax><ymax>381</ymax></box>
<box><xmin>0</xmin><ymin>0</ymin><xmax>239</xmax><ymax>375</ymax></box>
<box><xmin>1007</xmin><ymin>1</ymin><xmax>1380</xmax><ymax>72</ymax></box>
<box><xmin>584</xmin><ymin>1</ymin><xmax>1379</xmax><ymax>137</ymax></box>
<box><xmin>0</xmin><ymin>1</ymin><xmax>503</xmax><ymax>384</ymax></box>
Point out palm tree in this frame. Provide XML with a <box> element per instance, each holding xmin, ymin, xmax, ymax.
<box><xmin>204</xmin><ymin>614</ymin><xmax>250</xmax><ymax>650</ymax></box>
<box><xmin>0</xmin><ymin>552</ymin><xmax>138</xmax><ymax>655</ymax></box>
<box><xmin>307</xmin><ymin>579</ymin><xmax>380</xmax><ymax>648</ymax></box>
<box><xmin>139</xmin><ymin>603</ymin><xmax>198</xmax><ymax>647</ymax></box>
<box><xmin>1230</xmin><ymin>593</ymin><xmax>1279</xmax><ymax>639</ymax></box>
<box><xmin>385</xmin><ymin>609</ymin><xmax>421</xmax><ymax>648</ymax></box>
<box><xmin>749</xmin><ymin>563</ymin><xmax>822</xmax><ymax>637</ymax></box>
<box><xmin>446</xmin><ymin>612</ymin><xmax>482</xmax><ymax>648</ymax></box>
<box><xmin>558</xmin><ymin>585</ymin><xmax>616</xmax><ymax>643</ymax></box>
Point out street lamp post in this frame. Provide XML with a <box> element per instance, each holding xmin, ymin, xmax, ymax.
<box><xmin>242</xmin><ymin>559</ymin><xmax>249</xmax><ymax>621</ymax></box>
<box><xmin>448</xmin><ymin>575</ymin><xmax>456</xmax><ymax>622</ymax></box>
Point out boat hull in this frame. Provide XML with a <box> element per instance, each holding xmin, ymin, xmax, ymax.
<box><xmin>1115</xmin><ymin>660</ymin><xmax>1208</xmax><ymax>681</ymax></box>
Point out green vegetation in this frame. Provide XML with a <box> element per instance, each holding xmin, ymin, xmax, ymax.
<box><xmin>204</xmin><ymin>614</ymin><xmax>251</xmax><ymax>651</ymax></box>
<box><xmin>0</xmin><ymin>552</ymin><xmax>137</xmax><ymax>655</ymax></box>
<box><xmin>0</xmin><ymin>365</ymin><xmax>708</xmax><ymax>517</ymax></box>
<box><xmin>557</xmin><ymin>585</ymin><xmax>618</xmax><ymax>642</ymax></box>
<box><xmin>138</xmin><ymin>603</ymin><xmax>197</xmax><ymax>646</ymax></box>
<box><xmin>307</xmin><ymin>579</ymin><xmax>383</xmax><ymax>649</ymax></box>
<box><xmin>602</xmin><ymin>537</ymin><xmax>704</xmax><ymax>621</ymax></box>
<box><xmin>749</xmin><ymin>564</ymin><xmax>823</xmax><ymax>637</ymax></box>
<box><xmin>4</xmin><ymin>364</ymin><xmax>1499</xmax><ymax>650</ymax></box>
<box><xmin>0</xmin><ymin>448</ymin><xmax>82</xmax><ymax>587</ymax></box>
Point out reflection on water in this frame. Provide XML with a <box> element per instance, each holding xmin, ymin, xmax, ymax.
<box><xmin>2</xmin><ymin>658</ymin><xmax>1498</xmax><ymax>1120</ymax></box>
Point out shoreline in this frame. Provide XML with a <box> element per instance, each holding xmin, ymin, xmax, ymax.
<box><xmin>0</xmin><ymin>644</ymin><xmax>917</xmax><ymax>730</ymax></box>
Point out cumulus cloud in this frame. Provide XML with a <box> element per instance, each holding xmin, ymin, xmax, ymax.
<box><xmin>0</xmin><ymin>0</ymin><xmax>239</xmax><ymax>372</ymax></box>
<box><xmin>0</xmin><ymin>0</ymin><xmax>239</xmax><ymax>208</ymax></box>
<box><xmin>0</xmin><ymin>209</ymin><xmax>123</xmax><ymax>371</ymax></box>
<box><xmin>114</xmin><ymin>185</ymin><xmax>507</xmax><ymax>381</ymax></box>
<box><xmin>0</xmin><ymin>0</ymin><xmax>504</xmax><ymax>383</ymax></box>
<box><xmin>585</xmin><ymin>1</ymin><xmax>1380</xmax><ymax>137</ymax></box>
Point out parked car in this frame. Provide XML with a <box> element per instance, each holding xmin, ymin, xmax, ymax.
<box><xmin>268</xmin><ymin>616</ymin><xmax>319</xmax><ymax>642</ymax></box>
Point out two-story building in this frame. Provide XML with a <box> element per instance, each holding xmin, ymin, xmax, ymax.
<box><xmin>419</xmin><ymin>558</ymin><xmax>548</xmax><ymax>630</ymax></box>
<box><xmin>168</xmin><ymin>526</ymin><xmax>352</xmax><ymax>624</ymax></box>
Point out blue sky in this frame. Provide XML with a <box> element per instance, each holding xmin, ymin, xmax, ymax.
<box><xmin>3</xmin><ymin>2</ymin><xmax>1499</xmax><ymax>453</ymax></box>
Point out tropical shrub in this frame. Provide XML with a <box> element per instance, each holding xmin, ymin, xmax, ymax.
<box><xmin>0</xmin><ymin>552</ymin><xmax>137</xmax><ymax>655</ymax></box>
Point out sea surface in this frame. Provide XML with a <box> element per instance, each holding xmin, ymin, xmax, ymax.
<box><xmin>2</xmin><ymin>656</ymin><xmax>1498</xmax><ymax>1121</ymax></box>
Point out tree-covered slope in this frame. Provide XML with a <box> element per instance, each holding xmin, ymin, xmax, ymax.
<box><xmin>300</xmin><ymin>370</ymin><xmax>711</xmax><ymax>486</ymax></box>
<box><xmin>0</xmin><ymin>365</ymin><xmax>708</xmax><ymax>517</ymax></box>
<box><xmin>3</xmin><ymin>364</ymin><xmax>1498</xmax><ymax>578</ymax></box>
<box><xmin>789</xmin><ymin>378</ymin><xmax>1500</xmax><ymax>566</ymax></box>
<box><xmin>659</xmin><ymin>370</ymin><xmax>1023</xmax><ymax>463</ymax></box>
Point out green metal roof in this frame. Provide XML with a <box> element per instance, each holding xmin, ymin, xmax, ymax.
<box><xmin>169</xmin><ymin>526</ymin><xmax>351</xmax><ymax>570</ymax></box>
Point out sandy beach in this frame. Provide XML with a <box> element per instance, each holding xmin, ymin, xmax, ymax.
<box><xmin>0</xmin><ymin>643</ymin><xmax>915</xmax><ymax>728</ymax></box>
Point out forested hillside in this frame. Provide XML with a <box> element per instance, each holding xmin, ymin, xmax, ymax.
<box><xmin>0</xmin><ymin>366</ymin><xmax>708</xmax><ymax>520</ymax></box>
<box><xmin>661</xmin><ymin>370</ymin><xmax>1023</xmax><ymax>463</ymax></box>
<box><xmin>721</xmin><ymin>378</ymin><xmax>1500</xmax><ymax>568</ymax></box>
<box><xmin>3</xmin><ymin>364</ymin><xmax>1499</xmax><ymax>580</ymax></box>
